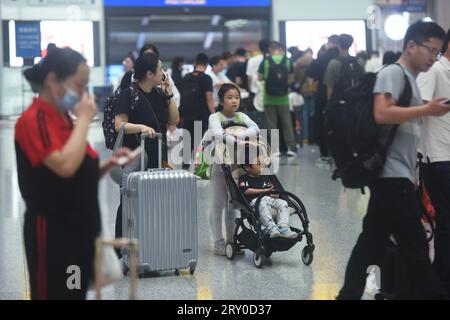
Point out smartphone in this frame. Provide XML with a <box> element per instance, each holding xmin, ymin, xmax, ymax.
<box><xmin>162</xmin><ymin>69</ymin><xmax>168</xmax><ymax>82</ymax></box>
<box><xmin>444</xmin><ymin>99</ymin><xmax>450</xmax><ymax>105</ymax></box>
<box><xmin>116</xmin><ymin>147</ymin><xmax>141</xmax><ymax>166</ymax></box>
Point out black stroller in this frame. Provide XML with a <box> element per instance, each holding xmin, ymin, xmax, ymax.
<box><xmin>222</xmin><ymin>164</ymin><xmax>315</xmax><ymax>268</ymax></box>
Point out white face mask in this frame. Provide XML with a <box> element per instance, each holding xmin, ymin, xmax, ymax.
<box><xmin>56</xmin><ymin>87</ymin><xmax>80</xmax><ymax>112</ymax></box>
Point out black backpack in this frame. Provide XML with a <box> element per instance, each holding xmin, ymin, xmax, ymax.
<box><xmin>179</xmin><ymin>72</ymin><xmax>204</xmax><ymax>121</ymax></box>
<box><xmin>264</xmin><ymin>56</ymin><xmax>290</xmax><ymax>96</ymax></box>
<box><xmin>324</xmin><ymin>64</ymin><xmax>412</xmax><ymax>189</ymax></box>
<box><xmin>102</xmin><ymin>84</ymin><xmax>139</xmax><ymax>150</ymax></box>
<box><xmin>330</xmin><ymin>56</ymin><xmax>365</xmax><ymax>101</ymax></box>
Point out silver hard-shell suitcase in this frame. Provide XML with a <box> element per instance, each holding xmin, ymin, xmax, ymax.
<box><xmin>122</xmin><ymin>133</ymin><xmax>198</xmax><ymax>275</ymax></box>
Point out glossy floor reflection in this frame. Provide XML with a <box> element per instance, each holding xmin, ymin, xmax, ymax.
<box><xmin>0</xmin><ymin>120</ymin><xmax>371</xmax><ymax>300</ymax></box>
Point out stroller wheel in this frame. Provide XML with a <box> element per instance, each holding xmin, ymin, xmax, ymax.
<box><xmin>253</xmin><ymin>250</ymin><xmax>266</xmax><ymax>268</ymax></box>
<box><xmin>302</xmin><ymin>246</ymin><xmax>314</xmax><ymax>266</ymax></box>
<box><xmin>226</xmin><ymin>241</ymin><xmax>235</xmax><ymax>260</ymax></box>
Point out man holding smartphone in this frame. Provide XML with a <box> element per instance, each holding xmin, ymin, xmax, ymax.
<box><xmin>417</xmin><ymin>28</ymin><xmax>450</xmax><ymax>294</ymax></box>
<box><xmin>337</xmin><ymin>21</ymin><xmax>449</xmax><ymax>300</ymax></box>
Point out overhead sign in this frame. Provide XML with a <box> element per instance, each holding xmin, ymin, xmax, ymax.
<box><xmin>401</xmin><ymin>0</ymin><xmax>427</xmax><ymax>13</ymax></box>
<box><xmin>104</xmin><ymin>0</ymin><xmax>271</xmax><ymax>7</ymax></box>
<box><xmin>375</xmin><ymin>0</ymin><xmax>427</xmax><ymax>13</ymax></box>
<box><xmin>15</xmin><ymin>21</ymin><xmax>41</xmax><ymax>59</ymax></box>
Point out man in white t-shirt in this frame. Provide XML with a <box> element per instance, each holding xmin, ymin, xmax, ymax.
<box><xmin>246</xmin><ymin>40</ymin><xmax>269</xmax><ymax>112</ymax></box>
<box><xmin>417</xmin><ymin>28</ymin><xmax>450</xmax><ymax>294</ymax></box>
<box><xmin>206</xmin><ymin>56</ymin><xmax>231</xmax><ymax>107</ymax></box>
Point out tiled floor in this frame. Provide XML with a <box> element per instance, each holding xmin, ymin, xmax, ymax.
<box><xmin>0</xmin><ymin>120</ymin><xmax>372</xmax><ymax>300</ymax></box>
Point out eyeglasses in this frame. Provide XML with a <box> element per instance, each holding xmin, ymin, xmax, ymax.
<box><xmin>415</xmin><ymin>42</ymin><xmax>442</xmax><ymax>59</ymax></box>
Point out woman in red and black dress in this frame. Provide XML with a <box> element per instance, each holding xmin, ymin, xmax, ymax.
<box><xmin>15</xmin><ymin>47</ymin><xmax>131</xmax><ymax>300</ymax></box>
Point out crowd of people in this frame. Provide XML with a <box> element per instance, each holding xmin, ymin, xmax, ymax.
<box><xmin>13</xmin><ymin>18</ymin><xmax>450</xmax><ymax>300</ymax></box>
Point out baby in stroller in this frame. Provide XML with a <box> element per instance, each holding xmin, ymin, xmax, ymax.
<box><xmin>222</xmin><ymin>143</ymin><xmax>315</xmax><ymax>268</ymax></box>
<box><xmin>239</xmin><ymin>157</ymin><xmax>297</xmax><ymax>239</ymax></box>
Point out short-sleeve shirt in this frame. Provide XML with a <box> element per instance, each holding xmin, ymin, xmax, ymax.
<box><xmin>227</xmin><ymin>61</ymin><xmax>248</xmax><ymax>91</ymax></box>
<box><xmin>148</xmin><ymin>87</ymin><xmax>169</xmax><ymax>134</ymax></box>
<box><xmin>246</xmin><ymin>54</ymin><xmax>264</xmax><ymax>93</ymax></box>
<box><xmin>239</xmin><ymin>174</ymin><xmax>274</xmax><ymax>202</ymax></box>
<box><xmin>182</xmin><ymin>71</ymin><xmax>214</xmax><ymax>121</ymax></box>
<box><xmin>258</xmin><ymin>55</ymin><xmax>294</xmax><ymax>106</ymax></box>
<box><xmin>15</xmin><ymin>98</ymin><xmax>101</xmax><ymax>237</ymax></box>
<box><xmin>148</xmin><ymin>87</ymin><xmax>172</xmax><ymax>162</ymax></box>
<box><xmin>373</xmin><ymin>64</ymin><xmax>423</xmax><ymax>182</ymax></box>
<box><xmin>114</xmin><ymin>84</ymin><xmax>162</xmax><ymax>168</ymax></box>
<box><xmin>417</xmin><ymin>56</ymin><xmax>450</xmax><ymax>162</ymax></box>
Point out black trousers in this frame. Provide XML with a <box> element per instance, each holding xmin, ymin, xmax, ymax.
<box><xmin>24</xmin><ymin>213</ymin><xmax>94</xmax><ymax>300</ymax></box>
<box><xmin>313</xmin><ymin>98</ymin><xmax>328</xmax><ymax>157</ymax></box>
<box><xmin>115</xmin><ymin>198</ymin><xmax>123</xmax><ymax>258</ymax></box>
<box><xmin>421</xmin><ymin>161</ymin><xmax>450</xmax><ymax>293</ymax></box>
<box><xmin>338</xmin><ymin>178</ymin><xmax>445</xmax><ymax>299</ymax></box>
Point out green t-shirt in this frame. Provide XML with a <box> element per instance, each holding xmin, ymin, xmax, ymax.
<box><xmin>258</xmin><ymin>55</ymin><xmax>293</xmax><ymax>106</ymax></box>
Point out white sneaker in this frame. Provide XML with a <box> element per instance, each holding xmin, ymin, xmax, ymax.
<box><xmin>278</xmin><ymin>226</ymin><xmax>297</xmax><ymax>239</ymax></box>
<box><xmin>268</xmin><ymin>227</ymin><xmax>282</xmax><ymax>238</ymax></box>
<box><xmin>214</xmin><ymin>240</ymin><xmax>226</xmax><ymax>256</ymax></box>
<box><xmin>286</xmin><ymin>150</ymin><xmax>297</xmax><ymax>157</ymax></box>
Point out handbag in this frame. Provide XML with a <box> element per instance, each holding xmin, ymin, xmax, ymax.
<box><xmin>194</xmin><ymin>140</ymin><xmax>211</xmax><ymax>180</ymax></box>
<box><xmin>109</xmin><ymin>123</ymin><xmax>148</xmax><ymax>185</ymax></box>
<box><xmin>109</xmin><ymin>123</ymin><xmax>126</xmax><ymax>185</ymax></box>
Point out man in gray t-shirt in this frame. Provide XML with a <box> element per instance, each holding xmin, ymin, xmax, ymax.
<box><xmin>373</xmin><ymin>64</ymin><xmax>423</xmax><ymax>183</ymax></box>
<box><xmin>338</xmin><ymin>21</ymin><xmax>450</xmax><ymax>300</ymax></box>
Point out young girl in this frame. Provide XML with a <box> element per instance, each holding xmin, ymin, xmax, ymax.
<box><xmin>208</xmin><ymin>83</ymin><xmax>260</xmax><ymax>255</ymax></box>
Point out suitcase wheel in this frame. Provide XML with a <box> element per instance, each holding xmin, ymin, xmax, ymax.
<box><xmin>189</xmin><ymin>261</ymin><xmax>197</xmax><ymax>275</ymax></box>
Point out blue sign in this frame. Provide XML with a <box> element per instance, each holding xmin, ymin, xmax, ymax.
<box><xmin>15</xmin><ymin>21</ymin><xmax>41</xmax><ymax>59</ymax></box>
<box><xmin>402</xmin><ymin>0</ymin><xmax>427</xmax><ymax>13</ymax></box>
<box><xmin>379</xmin><ymin>0</ymin><xmax>427</xmax><ymax>13</ymax></box>
<box><xmin>104</xmin><ymin>0</ymin><xmax>270</xmax><ymax>7</ymax></box>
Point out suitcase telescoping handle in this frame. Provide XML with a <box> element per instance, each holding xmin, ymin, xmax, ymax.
<box><xmin>140</xmin><ymin>132</ymin><xmax>163</xmax><ymax>171</ymax></box>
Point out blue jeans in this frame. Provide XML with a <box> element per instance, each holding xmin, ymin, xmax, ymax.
<box><xmin>301</xmin><ymin>96</ymin><xmax>315</xmax><ymax>141</ymax></box>
<box><xmin>421</xmin><ymin>161</ymin><xmax>450</xmax><ymax>293</ymax></box>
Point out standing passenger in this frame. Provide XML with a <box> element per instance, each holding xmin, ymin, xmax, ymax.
<box><xmin>337</xmin><ymin>21</ymin><xmax>449</xmax><ymax>300</ymax></box>
<box><xmin>208</xmin><ymin>83</ymin><xmax>260</xmax><ymax>255</ymax></box>
<box><xmin>417</xmin><ymin>28</ymin><xmax>450</xmax><ymax>295</ymax></box>
<box><xmin>16</xmin><ymin>47</ymin><xmax>132</xmax><ymax>299</ymax></box>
